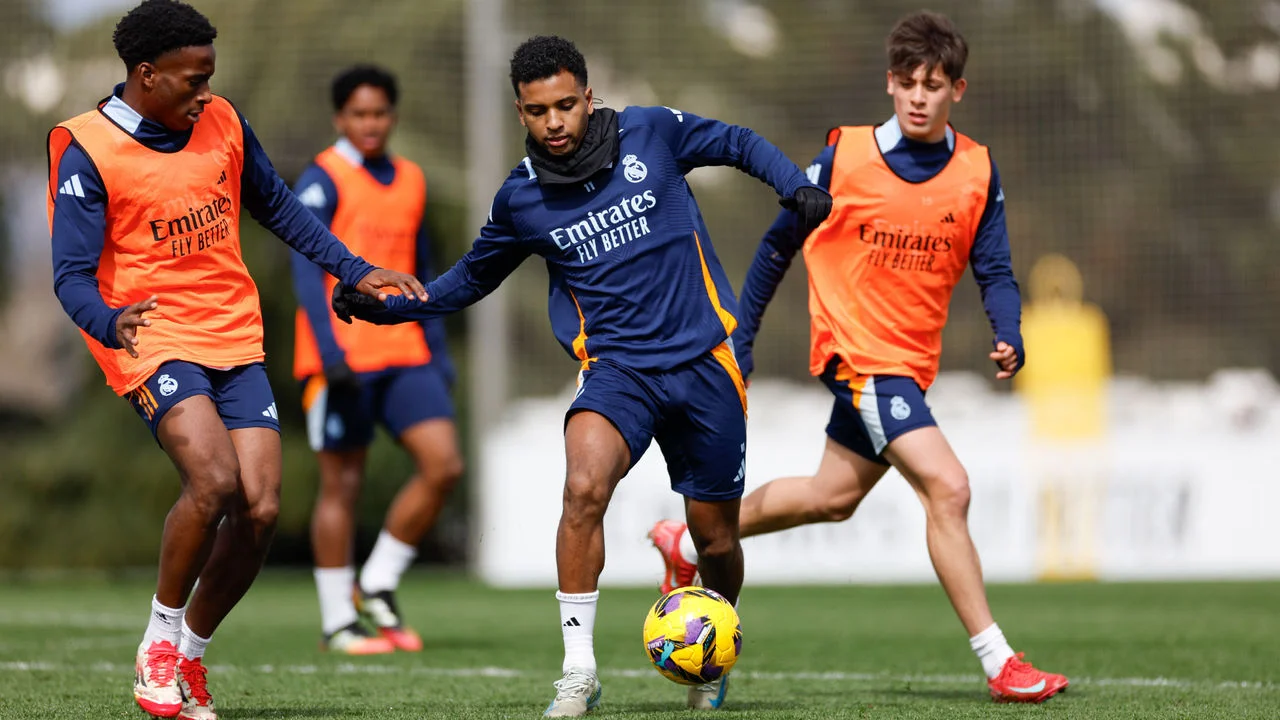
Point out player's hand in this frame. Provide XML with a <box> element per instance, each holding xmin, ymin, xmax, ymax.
<box><xmin>780</xmin><ymin>186</ymin><xmax>833</xmax><ymax>236</ymax></box>
<box><xmin>323</xmin><ymin>359</ymin><xmax>361</xmax><ymax>396</ymax></box>
<box><xmin>116</xmin><ymin>296</ymin><xmax>157</xmax><ymax>358</ymax></box>
<box><xmin>331</xmin><ymin>283</ymin><xmax>385</xmax><ymax>324</ymax></box>
<box><xmin>990</xmin><ymin>341</ymin><xmax>1020</xmax><ymax>380</ymax></box>
<box><xmin>354</xmin><ymin>267</ymin><xmax>427</xmax><ymax>302</ymax></box>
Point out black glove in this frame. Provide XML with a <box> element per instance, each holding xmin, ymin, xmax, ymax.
<box><xmin>322</xmin><ymin>358</ymin><xmax>361</xmax><ymax>394</ymax></box>
<box><xmin>331</xmin><ymin>283</ymin><xmax>384</xmax><ymax>324</ymax></box>
<box><xmin>780</xmin><ymin>186</ymin><xmax>833</xmax><ymax>237</ymax></box>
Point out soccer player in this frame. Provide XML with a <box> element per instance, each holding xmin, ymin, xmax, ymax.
<box><xmin>291</xmin><ymin>64</ymin><xmax>463</xmax><ymax>655</ymax></box>
<box><xmin>46</xmin><ymin>2</ymin><xmax>423</xmax><ymax>718</ymax></box>
<box><xmin>648</xmin><ymin>10</ymin><xmax>1070</xmax><ymax>704</ymax></box>
<box><xmin>332</xmin><ymin>35</ymin><xmax>830</xmax><ymax>717</ymax></box>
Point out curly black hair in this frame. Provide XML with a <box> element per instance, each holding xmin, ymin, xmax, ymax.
<box><xmin>509</xmin><ymin>35</ymin><xmax>587</xmax><ymax>97</ymax></box>
<box><xmin>112</xmin><ymin>0</ymin><xmax>217</xmax><ymax>72</ymax></box>
<box><xmin>331</xmin><ymin>64</ymin><xmax>399</xmax><ymax>111</ymax></box>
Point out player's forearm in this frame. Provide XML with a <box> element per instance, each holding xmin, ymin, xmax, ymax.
<box><xmin>237</xmin><ymin>119</ymin><xmax>373</xmax><ymax>287</ymax></box>
<box><xmin>290</xmin><ymin>251</ymin><xmax>346</xmax><ymax>365</ymax></box>
<box><xmin>53</xmin><ymin>272</ymin><xmax>124</xmax><ymax>349</ymax></box>
<box><xmin>248</xmin><ymin>180</ymin><xmax>374</xmax><ymax>287</ymax></box>
<box><xmin>979</xmin><ymin>280</ymin><xmax>1024</xmax><ymax>366</ymax></box>
<box><xmin>737</xmin><ymin>210</ymin><xmax>803</xmax><ymax>343</ymax></box>
<box><xmin>730</xmin><ymin>128</ymin><xmax>810</xmax><ymax>199</ymax></box>
<box><xmin>674</xmin><ymin>114</ymin><xmax>808</xmax><ymax>198</ymax></box>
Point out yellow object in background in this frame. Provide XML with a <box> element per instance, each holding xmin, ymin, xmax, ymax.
<box><xmin>1016</xmin><ymin>254</ymin><xmax>1112</xmax><ymax>440</ymax></box>
<box><xmin>1017</xmin><ymin>254</ymin><xmax>1111</xmax><ymax>580</ymax></box>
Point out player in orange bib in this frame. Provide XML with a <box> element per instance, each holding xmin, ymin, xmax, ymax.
<box><xmin>291</xmin><ymin>65</ymin><xmax>463</xmax><ymax>655</ymax></box>
<box><xmin>649</xmin><ymin>11</ymin><xmax>1068</xmax><ymax>703</ymax></box>
<box><xmin>46</xmin><ymin>2</ymin><xmax>423</xmax><ymax>718</ymax></box>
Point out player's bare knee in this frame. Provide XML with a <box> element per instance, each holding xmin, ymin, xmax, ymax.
<box><xmin>418</xmin><ymin>454</ymin><xmax>464</xmax><ymax>493</ymax></box>
<box><xmin>926</xmin><ymin>471</ymin><xmax>971</xmax><ymax>521</ymax></box>
<box><xmin>245</xmin><ymin>492</ymin><xmax>280</xmax><ymax>534</ymax></box>
<box><xmin>183</xmin><ymin>460</ymin><xmax>239</xmax><ymax>517</ymax></box>
<box><xmin>690</xmin><ymin>530</ymin><xmax>739</xmax><ymax>563</ymax></box>
<box><xmin>562</xmin><ymin>473</ymin><xmax>610</xmax><ymax>522</ymax></box>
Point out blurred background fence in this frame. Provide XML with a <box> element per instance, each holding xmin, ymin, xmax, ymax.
<box><xmin>1</xmin><ymin>0</ymin><xmax>1277</xmax><ymax>572</ymax></box>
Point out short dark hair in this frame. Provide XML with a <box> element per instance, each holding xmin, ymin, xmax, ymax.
<box><xmin>331</xmin><ymin>64</ymin><xmax>399</xmax><ymax>111</ymax></box>
<box><xmin>112</xmin><ymin>0</ymin><xmax>217</xmax><ymax>73</ymax></box>
<box><xmin>509</xmin><ymin>35</ymin><xmax>587</xmax><ymax>97</ymax></box>
<box><xmin>886</xmin><ymin>10</ymin><xmax>968</xmax><ymax>82</ymax></box>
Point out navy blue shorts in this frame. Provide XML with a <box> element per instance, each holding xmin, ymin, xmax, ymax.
<box><xmin>302</xmin><ymin>363</ymin><xmax>454</xmax><ymax>452</ymax></box>
<box><xmin>819</xmin><ymin>359</ymin><xmax>937</xmax><ymax>464</ymax></box>
<box><xmin>568</xmin><ymin>343</ymin><xmax>747</xmax><ymax>502</ymax></box>
<box><xmin>126</xmin><ymin>360</ymin><xmax>279</xmax><ymax>438</ymax></box>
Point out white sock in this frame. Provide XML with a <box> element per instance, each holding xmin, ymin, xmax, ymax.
<box><xmin>969</xmin><ymin>622</ymin><xmax>1016</xmax><ymax>679</ymax></box>
<box><xmin>178</xmin><ymin>620</ymin><xmax>211</xmax><ymax>660</ymax></box>
<box><xmin>315</xmin><ymin>566</ymin><xmax>359</xmax><ymax>635</ymax></box>
<box><xmin>143</xmin><ymin>596</ymin><xmax>185</xmax><ymax>648</ymax></box>
<box><xmin>556</xmin><ymin>590</ymin><xmax>599</xmax><ymax>674</ymax></box>
<box><xmin>359</xmin><ymin>530</ymin><xmax>418</xmax><ymax>594</ymax></box>
<box><xmin>678</xmin><ymin>527</ymin><xmax>699</xmax><ymax>566</ymax></box>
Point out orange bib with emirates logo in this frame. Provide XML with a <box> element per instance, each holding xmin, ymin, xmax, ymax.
<box><xmin>46</xmin><ymin>96</ymin><xmax>261</xmax><ymax>395</ymax></box>
<box><xmin>291</xmin><ymin>148</ymin><xmax>430</xmax><ymax>379</ymax></box>
<box><xmin>805</xmin><ymin>125</ymin><xmax>991</xmax><ymax>389</ymax></box>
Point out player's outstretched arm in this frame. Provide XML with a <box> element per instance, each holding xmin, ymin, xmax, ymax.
<box><xmin>970</xmin><ymin>159</ymin><xmax>1024</xmax><ymax>378</ymax></box>
<box><xmin>332</xmin><ymin>186</ymin><xmax>531</xmax><ymax>325</ymax></box>
<box><xmin>640</xmin><ymin>106</ymin><xmax>831</xmax><ymax>234</ymax></box>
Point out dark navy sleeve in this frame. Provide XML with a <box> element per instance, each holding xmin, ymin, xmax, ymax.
<box><xmin>970</xmin><ymin>158</ymin><xmax>1024</xmax><ymax>371</ymax></box>
<box><xmin>415</xmin><ymin>213</ymin><xmax>455</xmax><ymax>384</ymax></box>
<box><xmin>732</xmin><ymin>146</ymin><xmax>833</xmax><ymax>378</ymax></box>
<box><xmin>369</xmin><ymin>181</ymin><xmax>531</xmax><ymax>323</ymax></box>
<box><xmin>633</xmin><ymin>106</ymin><xmax>812</xmax><ymax>199</ymax></box>
<box><xmin>234</xmin><ymin>111</ymin><xmax>375</xmax><ymax>287</ymax></box>
<box><xmin>50</xmin><ymin>142</ymin><xmax>124</xmax><ymax>349</ymax></box>
<box><xmin>288</xmin><ymin>163</ymin><xmax>345</xmax><ymax>368</ymax></box>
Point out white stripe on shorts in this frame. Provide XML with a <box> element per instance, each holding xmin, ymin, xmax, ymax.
<box><xmin>306</xmin><ymin>383</ymin><xmax>329</xmax><ymax>452</ymax></box>
<box><xmin>858</xmin><ymin>375</ymin><xmax>889</xmax><ymax>454</ymax></box>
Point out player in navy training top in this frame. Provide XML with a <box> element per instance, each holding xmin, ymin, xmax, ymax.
<box><xmin>334</xmin><ymin>35</ymin><xmax>831</xmax><ymax>716</ymax></box>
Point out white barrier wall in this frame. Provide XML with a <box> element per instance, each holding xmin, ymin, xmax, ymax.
<box><xmin>473</xmin><ymin>370</ymin><xmax>1280</xmax><ymax>587</ymax></box>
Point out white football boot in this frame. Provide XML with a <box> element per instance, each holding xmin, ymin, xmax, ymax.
<box><xmin>688</xmin><ymin>675</ymin><xmax>730</xmax><ymax>710</ymax></box>
<box><xmin>543</xmin><ymin>669</ymin><xmax>602</xmax><ymax>717</ymax></box>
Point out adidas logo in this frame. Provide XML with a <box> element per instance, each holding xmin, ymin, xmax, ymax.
<box><xmin>58</xmin><ymin>173</ymin><xmax>86</xmax><ymax>198</ymax></box>
<box><xmin>297</xmin><ymin>183</ymin><xmax>326</xmax><ymax>209</ymax></box>
<box><xmin>733</xmin><ymin>443</ymin><xmax>745</xmax><ymax>483</ymax></box>
<box><xmin>262</xmin><ymin>403</ymin><xmax>277</xmax><ymax>420</ymax></box>
<box><xmin>216</xmin><ymin>170</ymin><xmax>227</xmax><ymax>185</ymax></box>
<box><xmin>941</xmin><ymin>213</ymin><xmax>956</xmax><ymax>223</ymax></box>
<box><xmin>563</xmin><ymin>617</ymin><xmax>581</xmax><ymax>627</ymax></box>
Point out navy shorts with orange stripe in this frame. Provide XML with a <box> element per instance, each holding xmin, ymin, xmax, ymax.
<box><xmin>819</xmin><ymin>358</ymin><xmax>937</xmax><ymax>464</ymax></box>
<box><xmin>126</xmin><ymin>360</ymin><xmax>279</xmax><ymax>439</ymax></box>
<box><xmin>568</xmin><ymin>343</ymin><xmax>747</xmax><ymax>502</ymax></box>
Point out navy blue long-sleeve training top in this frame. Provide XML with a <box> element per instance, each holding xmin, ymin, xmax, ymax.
<box><xmin>50</xmin><ymin>85</ymin><xmax>374</xmax><ymax>349</ymax></box>
<box><xmin>361</xmin><ymin>105</ymin><xmax>815</xmax><ymax>372</ymax></box>
<box><xmin>734</xmin><ymin>119</ymin><xmax>1022</xmax><ymax>378</ymax></box>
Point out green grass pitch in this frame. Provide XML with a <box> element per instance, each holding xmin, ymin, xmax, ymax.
<box><xmin>1</xmin><ymin>572</ymin><xmax>1276</xmax><ymax>718</ymax></box>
